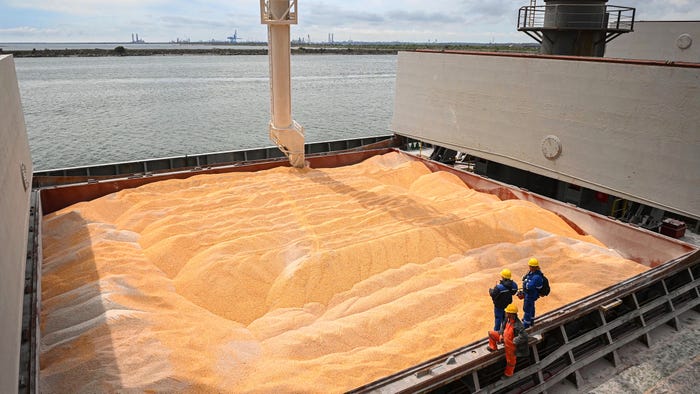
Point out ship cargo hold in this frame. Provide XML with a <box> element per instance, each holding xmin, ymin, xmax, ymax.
<box><xmin>20</xmin><ymin>141</ymin><xmax>699</xmax><ymax>393</ymax></box>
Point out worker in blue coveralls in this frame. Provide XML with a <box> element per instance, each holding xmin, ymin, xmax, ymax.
<box><xmin>488</xmin><ymin>268</ymin><xmax>518</xmax><ymax>331</ymax></box>
<box><xmin>518</xmin><ymin>258</ymin><xmax>543</xmax><ymax>329</ymax></box>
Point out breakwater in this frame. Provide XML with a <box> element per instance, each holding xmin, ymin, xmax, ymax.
<box><xmin>1</xmin><ymin>43</ymin><xmax>540</xmax><ymax>58</ymax></box>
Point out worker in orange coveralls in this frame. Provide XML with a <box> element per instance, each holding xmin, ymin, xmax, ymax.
<box><xmin>486</xmin><ymin>303</ymin><xmax>529</xmax><ymax>377</ymax></box>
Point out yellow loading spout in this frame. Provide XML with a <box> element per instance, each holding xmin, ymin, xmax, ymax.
<box><xmin>261</xmin><ymin>0</ymin><xmax>305</xmax><ymax>168</ymax></box>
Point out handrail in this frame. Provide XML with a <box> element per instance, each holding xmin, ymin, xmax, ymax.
<box><xmin>518</xmin><ymin>4</ymin><xmax>635</xmax><ymax>32</ymax></box>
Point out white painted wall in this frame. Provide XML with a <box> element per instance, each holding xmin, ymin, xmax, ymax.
<box><xmin>0</xmin><ymin>55</ymin><xmax>32</xmax><ymax>392</ymax></box>
<box><xmin>391</xmin><ymin>51</ymin><xmax>700</xmax><ymax>219</ymax></box>
<box><xmin>606</xmin><ymin>21</ymin><xmax>700</xmax><ymax>63</ymax></box>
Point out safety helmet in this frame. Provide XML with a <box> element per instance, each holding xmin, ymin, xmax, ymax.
<box><xmin>528</xmin><ymin>258</ymin><xmax>539</xmax><ymax>267</ymax></box>
<box><xmin>500</xmin><ymin>268</ymin><xmax>512</xmax><ymax>279</ymax></box>
<box><xmin>505</xmin><ymin>303</ymin><xmax>518</xmax><ymax>314</ymax></box>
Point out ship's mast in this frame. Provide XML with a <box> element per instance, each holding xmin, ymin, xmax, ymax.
<box><xmin>260</xmin><ymin>0</ymin><xmax>305</xmax><ymax>168</ymax></box>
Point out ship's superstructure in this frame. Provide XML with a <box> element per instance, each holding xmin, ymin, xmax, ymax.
<box><xmin>518</xmin><ymin>0</ymin><xmax>635</xmax><ymax>56</ymax></box>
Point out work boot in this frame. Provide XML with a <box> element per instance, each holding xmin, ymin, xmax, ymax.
<box><xmin>486</xmin><ymin>346</ymin><xmax>497</xmax><ymax>352</ymax></box>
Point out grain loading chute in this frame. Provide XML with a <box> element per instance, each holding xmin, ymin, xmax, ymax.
<box><xmin>261</xmin><ymin>0</ymin><xmax>305</xmax><ymax>168</ymax></box>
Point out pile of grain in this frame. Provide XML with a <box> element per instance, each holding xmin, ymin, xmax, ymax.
<box><xmin>40</xmin><ymin>152</ymin><xmax>648</xmax><ymax>392</ymax></box>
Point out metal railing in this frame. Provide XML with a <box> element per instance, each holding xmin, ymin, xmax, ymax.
<box><xmin>518</xmin><ymin>4</ymin><xmax>635</xmax><ymax>32</ymax></box>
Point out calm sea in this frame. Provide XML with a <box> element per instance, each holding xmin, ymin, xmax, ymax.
<box><xmin>1</xmin><ymin>42</ymin><xmax>267</xmax><ymax>50</ymax></box>
<box><xmin>13</xmin><ymin>54</ymin><xmax>396</xmax><ymax>171</ymax></box>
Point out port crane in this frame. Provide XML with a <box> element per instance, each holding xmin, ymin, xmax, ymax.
<box><xmin>227</xmin><ymin>30</ymin><xmax>241</xmax><ymax>44</ymax></box>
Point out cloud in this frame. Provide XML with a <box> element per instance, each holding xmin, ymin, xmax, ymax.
<box><xmin>0</xmin><ymin>26</ymin><xmax>60</xmax><ymax>35</ymax></box>
<box><xmin>304</xmin><ymin>2</ymin><xmax>467</xmax><ymax>28</ymax></box>
<box><xmin>158</xmin><ymin>15</ymin><xmax>233</xmax><ymax>29</ymax></box>
<box><xmin>632</xmin><ymin>0</ymin><xmax>700</xmax><ymax>19</ymax></box>
<box><xmin>462</xmin><ymin>1</ymin><xmax>519</xmax><ymax>15</ymax></box>
<box><xmin>5</xmin><ymin>0</ymin><xmax>167</xmax><ymax>16</ymax></box>
<box><xmin>3</xmin><ymin>0</ymin><xmax>700</xmax><ymax>43</ymax></box>
<box><xmin>386</xmin><ymin>10</ymin><xmax>464</xmax><ymax>24</ymax></box>
<box><xmin>305</xmin><ymin>4</ymin><xmax>384</xmax><ymax>26</ymax></box>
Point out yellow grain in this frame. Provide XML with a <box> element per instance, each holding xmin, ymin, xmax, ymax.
<box><xmin>40</xmin><ymin>152</ymin><xmax>647</xmax><ymax>393</ymax></box>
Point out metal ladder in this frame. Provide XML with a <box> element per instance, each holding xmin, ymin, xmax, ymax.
<box><xmin>528</xmin><ymin>0</ymin><xmax>537</xmax><ymax>27</ymax></box>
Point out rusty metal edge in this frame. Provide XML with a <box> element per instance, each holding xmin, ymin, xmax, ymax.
<box><xmin>38</xmin><ymin>147</ymin><xmax>398</xmax><ymax>215</ymax></box>
<box><xmin>32</xmin><ymin>135</ymin><xmax>398</xmax><ymax>188</ymax></box>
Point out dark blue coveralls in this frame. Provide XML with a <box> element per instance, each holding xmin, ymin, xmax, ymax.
<box><xmin>489</xmin><ymin>279</ymin><xmax>518</xmax><ymax>331</ymax></box>
<box><xmin>522</xmin><ymin>270</ymin><xmax>543</xmax><ymax>328</ymax></box>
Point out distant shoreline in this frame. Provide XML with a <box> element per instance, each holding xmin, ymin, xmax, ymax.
<box><xmin>1</xmin><ymin>44</ymin><xmax>538</xmax><ymax>58</ymax></box>
<box><xmin>2</xmin><ymin>47</ymin><xmax>399</xmax><ymax>58</ymax></box>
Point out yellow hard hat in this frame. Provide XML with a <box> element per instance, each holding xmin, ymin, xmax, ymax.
<box><xmin>500</xmin><ymin>268</ymin><xmax>512</xmax><ymax>279</ymax></box>
<box><xmin>528</xmin><ymin>258</ymin><xmax>539</xmax><ymax>267</ymax></box>
<box><xmin>505</xmin><ymin>303</ymin><xmax>518</xmax><ymax>314</ymax></box>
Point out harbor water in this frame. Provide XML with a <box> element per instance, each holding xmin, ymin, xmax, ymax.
<box><xmin>0</xmin><ymin>42</ymin><xmax>268</xmax><ymax>50</ymax></box>
<box><xmin>14</xmin><ymin>54</ymin><xmax>396</xmax><ymax>170</ymax></box>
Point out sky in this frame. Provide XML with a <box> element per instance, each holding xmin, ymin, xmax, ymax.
<box><xmin>1</xmin><ymin>0</ymin><xmax>699</xmax><ymax>44</ymax></box>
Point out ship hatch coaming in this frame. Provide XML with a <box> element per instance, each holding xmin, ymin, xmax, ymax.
<box><xmin>390</xmin><ymin>50</ymin><xmax>700</xmax><ymax>222</ymax></box>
